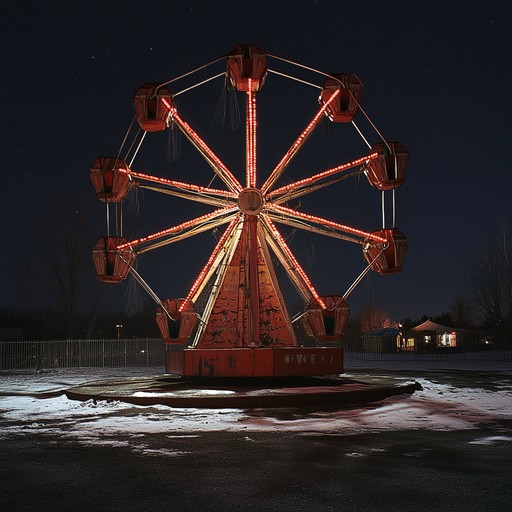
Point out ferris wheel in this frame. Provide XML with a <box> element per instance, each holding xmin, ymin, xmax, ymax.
<box><xmin>89</xmin><ymin>44</ymin><xmax>409</xmax><ymax>378</ymax></box>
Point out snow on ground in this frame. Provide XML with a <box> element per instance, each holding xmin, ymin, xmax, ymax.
<box><xmin>1</xmin><ymin>362</ymin><xmax>511</xmax><ymax>456</ymax></box>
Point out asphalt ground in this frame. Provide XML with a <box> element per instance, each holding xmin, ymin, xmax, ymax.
<box><xmin>1</xmin><ymin>428</ymin><xmax>511</xmax><ymax>512</ymax></box>
<box><xmin>1</xmin><ymin>366</ymin><xmax>511</xmax><ymax>511</ymax></box>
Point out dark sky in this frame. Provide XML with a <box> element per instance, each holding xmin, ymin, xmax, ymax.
<box><xmin>1</xmin><ymin>0</ymin><xmax>511</xmax><ymax>323</ymax></box>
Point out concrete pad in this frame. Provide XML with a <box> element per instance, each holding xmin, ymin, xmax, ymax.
<box><xmin>64</xmin><ymin>374</ymin><xmax>422</xmax><ymax>408</ymax></box>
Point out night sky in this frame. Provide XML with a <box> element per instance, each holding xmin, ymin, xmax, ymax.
<box><xmin>1</xmin><ymin>0</ymin><xmax>511</xmax><ymax>324</ymax></box>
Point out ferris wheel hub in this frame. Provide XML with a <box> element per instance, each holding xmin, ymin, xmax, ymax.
<box><xmin>237</xmin><ymin>187</ymin><xmax>265</xmax><ymax>215</ymax></box>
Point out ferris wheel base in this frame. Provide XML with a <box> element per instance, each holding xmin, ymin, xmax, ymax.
<box><xmin>165</xmin><ymin>346</ymin><xmax>343</xmax><ymax>378</ymax></box>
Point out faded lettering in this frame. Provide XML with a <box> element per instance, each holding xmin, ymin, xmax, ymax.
<box><xmin>282</xmin><ymin>352</ymin><xmax>334</xmax><ymax>365</ymax></box>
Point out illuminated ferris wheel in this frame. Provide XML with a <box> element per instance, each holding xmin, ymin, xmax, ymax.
<box><xmin>89</xmin><ymin>44</ymin><xmax>409</xmax><ymax>378</ymax></box>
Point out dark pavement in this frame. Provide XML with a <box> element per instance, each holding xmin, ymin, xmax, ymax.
<box><xmin>2</xmin><ymin>427</ymin><xmax>511</xmax><ymax>511</ymax></box>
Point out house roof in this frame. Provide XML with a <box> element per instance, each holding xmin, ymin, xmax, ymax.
<box><xmin>412</xmin><ymin>320</ymin><xmax>457</xmax><ymax>332</ymax></box>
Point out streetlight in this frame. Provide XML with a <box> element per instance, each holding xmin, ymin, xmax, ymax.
<box><xmin>115</xmin><ymin>324</ymin><xmax>123</xmax><ymax>339</ymax></box>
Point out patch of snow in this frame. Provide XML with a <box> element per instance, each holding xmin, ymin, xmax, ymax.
<box><xmin>132</xmin><ymin>389</ymin><xmax>237</xmax><ymax>397</ymax></box>
<box><xmin>469</xmin><ymin>435</ymin><xmax>512</xmax><ymax>446</ymax></box>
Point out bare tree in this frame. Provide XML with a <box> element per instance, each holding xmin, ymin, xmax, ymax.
<box><xmin>469</xmin><ymin>219</ymin><xmax>512</xmax><ymax>334</ymax></box>
<box><xmin>448</xmin><ymin>295</ymin><xmax>475</xmax><ymax>328</ymax></box>
<box><xmin>13</xmin><ymin>202</ymin><xmax>96</xmax><ymax>339</ymax></box>
<box><xmin>358</xmin><ymin>306</ymin><xmax>395</xmax><ymax>332</ymax></box>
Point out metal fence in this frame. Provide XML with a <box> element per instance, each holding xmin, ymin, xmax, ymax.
<box><xmin>0</xmin><ymin>339</ymin><xmax>165</xmax><ymax>371</ymax></box>
<box><xmin>1</xmin><ymin>336</ymin><xmax>510</xmax><ymax>372</ymax></box>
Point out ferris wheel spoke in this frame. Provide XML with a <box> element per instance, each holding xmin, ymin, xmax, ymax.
<box><xmin>268</xmin><ymin>153</ymin><xmax>377</xmax><ymax>201</ymax></box>
<box><xmin>121</xmin><ymin>168</ymin><xmax>235</xmax><ymax>199</ymax></box>
<box><xmin>117</xmin><ymin>207</ymin><xmax>238</xmax><ymax>254</ymax></box>
<box><xmin>261</xmin><ymin>217</ymin><xmax>326</xmax><ymax>309</ymax></box>
<box><xmin>266</xmin><ymin>209</ymin><xmax>363</xmax><ymax>244</ymax></box>
<box><xmin>139</xmin><ymin>185</ymin><xmax>234</xmax><ymax>208</ymax></box>
<box><xmin>246</xmin><ymin>88</ymin><xmax>257</xmax><ymax>187</ymax></box>
<box><xmin>261</xmin><ymin>88</ymin><xmax>340</xmax><ymax>194</ymax></box>
<box><xmin>120</xmin><ymin>168</ymin><xmax>236</xmax><ymax>207</ymax></box>
<box><xmin>267</xmin><ymin>203</ymin><xmax>387</xmax><ymax>244</ymax></box>
<box><xmin>165</xmin><ymin>103</ymin><xmax>242</xmax><ymax>193</ymax></box>
<box><xmin>272</xmin><ymin>171</ymin><xmax>360</xmax><ymax>205</ymax></box>
<box><xmin>182</xmin><ymin>215</ymin><xmax>242</xmax><ymax>307</ymax></box>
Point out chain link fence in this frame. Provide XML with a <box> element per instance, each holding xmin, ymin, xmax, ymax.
<box><xmin>1</xmin><ymin>334</ymin><xmax>510</xmax><ymax>372</ymax></box>
<box><xmin>0</xmin><ymin>339</ymin><xmax>165</xmax><ymax>371</ymax></box>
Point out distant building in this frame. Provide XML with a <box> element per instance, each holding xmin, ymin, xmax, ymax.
<box><xmin>398</xmin><ymin>319</ymin><xmax>463</xmax><ymax>352</ymax></box>
<box><xmin>362</xmin><ymin>327</ymin><xmax>400</xmax><ymax>353</ymax></box>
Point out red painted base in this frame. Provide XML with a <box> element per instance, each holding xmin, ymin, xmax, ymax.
<box><xmin>165</xmin><ymin>346</ymin><xmax>343</xmax><ymax>378</ymax></box>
